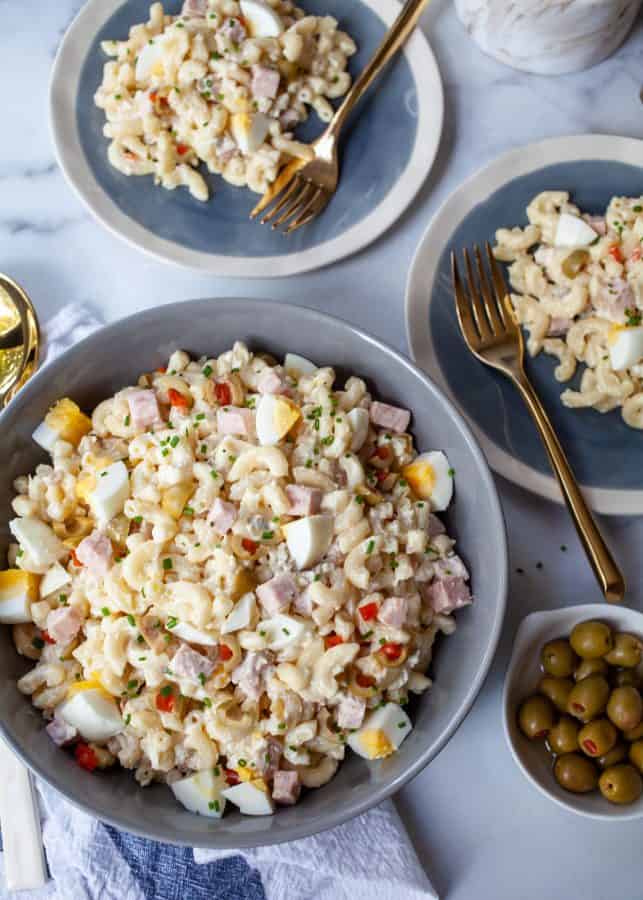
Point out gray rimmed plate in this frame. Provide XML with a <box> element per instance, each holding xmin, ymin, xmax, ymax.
<box><xmin>0</xmin><ymin>299</ymin><xmax>506</xmax><ymax>848</ymax></box>
<box><xmin>406</xmin><ymin>134</ymin><xmax>643</xmax><ymax>516</ymax></box>
<box><xmin>49</xmin><ymin>0</ymin><xmax>443</xmax><ymax>277</ymax></box>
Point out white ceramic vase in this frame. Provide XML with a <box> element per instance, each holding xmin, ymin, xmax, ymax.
<box><xmin>455</xmin><ymin>0</ymin><xmax>642</xmax><ymax>75</ymax></box>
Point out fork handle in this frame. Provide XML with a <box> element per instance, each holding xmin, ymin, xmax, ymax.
<box><xmin>327</xmin><ymin>0</ymin><xmax>431</xmax><ymax>139</ymax></box>
<box><xmin>514</xmin><ymin>374</ymin><xmax>625</xmax><ymax>603</ymax></box>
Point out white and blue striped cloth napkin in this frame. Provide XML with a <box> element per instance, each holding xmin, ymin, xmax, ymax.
<box><xmin>0</xmin><ymin>303</ymin><xmax>437</xmax><ymax>900</ymax></box>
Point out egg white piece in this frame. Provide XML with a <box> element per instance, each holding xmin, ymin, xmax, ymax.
<box><xmin>284</xmin><ymin>514</ymin><xmax>333</xmax><ymax>569</ymax></box>
<box><xmin>347</xmin><ymin>408</ymin><xmax>370</xmax><ymax>452</ymax></box>
<box><xmin>40</xmin><ymin>562</ymin><xmax>72</xmax><ymax>600</ymax></box>
<box><xmin>222</xmin><ymin>781</ymin><xmax>275</xmax><ymax>816</ymax></box>
<box><xmin>221</xmin><ymin>592</ymin><xmax>255</xmax><ymax>634</ymax></box>
<box><xmin>347</xmin><ymin>702</ymin><xmax>412</xmax><ymax>760</ymax></box>
<box><xmin>284</xmin><ymin>353</ymin><xmax>317</xmax><ymax>377</ymax></box>
<box><xmin>255</xmin><ymin>394</ymin><xmax>300</xmax><ymax>446</ymax></box>
<box><xmin>230</xmin><ymin>112</ymin><xmax>270</xmax><ymax>156</ymax></box>
<box><xmin>609</xmin><ymin>325</ymin><xmax>643</xmax><ymax>371</ymax></box>
<box><xmin>32</xmin><ymin>421</ymin><xmax>59</xmax><ymax>454</ymax></box>
<box><xmin>9</xmin><ymin>517</ymin><xmax>67</xmax><ymax>569</ymax></box>
<box><xmin>171</xmin><ymin>769</ymin><xmax>227</xmax><ymax>818</ymax></box>
<box><xmin>59</xmin><ymin>688</ymin><xmax>123</xmax><ymax>742</ymax></box>
<box><xmin>240</xmin><ymin>0</ymin><xmax>284</xmax><ymax>37</ymax></box>
<box><xmin>135</xmin><ymin>33</ymin><xmax>184</xmax><ymax>81</ymax></box>
<box><xmin>0</xmin><ymin>572</ymin><xmax>37</xmax><ymax>624</ymax></box>
<box><xmin>402</xmin><ymin>451</ymin><xmax>453</xmax><ymax>512</ymax></box>
<box><xmin>554</xmin><ymin>213</ymin><xmax>597</xmax><ymax>248</ymax></box>
<box><xmin>170</xmin><ymin>621</ymin><xmax>218</xmax><ymax>646</ymax></box>
<box><xmin>260</xmin><ymin>613</ymin><xmax>307</xmax><ymax>651</ymax></box>
<box><xmin>88</xmin><ymin>461</ymin><xmax>130</xmax><ymax>524</ymax></box>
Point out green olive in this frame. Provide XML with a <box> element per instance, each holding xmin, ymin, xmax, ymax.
<box><xmin>599</xmin><ymin>764</ymin><xmax>643</xmax><ymax>805</ymax></box>
<box><xmin>554</xmin><ymin>753</ymin><xmax>599</xmax><ymax>793</ymax></box>
<box><xmin>547</xmin><ymin>716</ymin><xmax>580</xmax><ymax>755</ymax></box>
<box><xmin>570</xmin><ymin>621</ymin><xmax>613</xmax><ymax>660</ymax></box>
<box><xmin>598</xmin><ymin>741</ymin><xmax>628</xmax><ymax>769</ymax></box>
<box><xmin>574</xmin><ymin>658</ymin><xmax>609</xmax><ymax>682</ymax></box>
<box><xmin>518</xmin><ymin>695</ymin><xmax>555</xmax><ymax>739</ymax></box>
<box><xmin>624</xmin><ymin>722</ymin><xmax>643</xmax><ymax>742</ymax></box>
<box><xmin>539</xmin><ymin>677</ymin><xmax>574</xmax><ymax>713</ymax></box>
<box><xmin>567</xmin><ymin>675</ymin><xmax>610</xmax><ymax>723</ymax></box>
<box><xmin>612</xmin><ymin>668</ymin><xmax>642</xmax><ymax>689</ymax></box>
<box><xmin>541</xmin><ymin>639</ymin><xmax>577</xmax><ymax>678</ymax></box>
<box><xmin>561</xmin><ymin>248</ymin><xmax>590</xmax><ymax>279</ymax></box>
<box><xmin>578</xmin><ymin>719</ymin><xmax>618</xmax><ymax>758</ymax></box>
<box><xmin>607</xmin><ymin>686</ymin><xmax>643</xmax><ymax>732</ymax></box>
<box><xmin>629</xmin><ymin>741</ymin><xmax>643</xmax><ymax>774</ymax></box>
<box><xmin>605</xmin><ymin>633</ymin><xmax>643</xmax><ymax>668</ymax></box>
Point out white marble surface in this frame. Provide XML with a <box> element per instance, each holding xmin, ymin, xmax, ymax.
<box><xmin>2</xmin><ymin>1</ymin><xmax>643</xmax><ymax>897</ymax></box>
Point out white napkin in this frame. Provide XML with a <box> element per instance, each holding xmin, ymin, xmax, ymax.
<box><xmin>3</xmin><ymin>303</ymin><xmax>438</xmax><ymax>900</ymax></box>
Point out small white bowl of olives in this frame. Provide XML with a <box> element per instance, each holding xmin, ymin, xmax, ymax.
<box><xmin>503</xmin><ymin>604</ymin><xmax>643</xmax><ymax>820</ymax></box>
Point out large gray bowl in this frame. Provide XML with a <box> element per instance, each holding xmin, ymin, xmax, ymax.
<box><xmin>0</xmin><ymin>300</ymin><xmax>507</xmax><ymax>848</ymax></box>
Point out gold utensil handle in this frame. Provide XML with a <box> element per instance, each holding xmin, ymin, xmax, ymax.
<box><xmin>328</xmin><ymin>0</ymin><xmax>430</xmax><ymax>138</ymax></box>
<box><xmin>515</xmin><ymin>374</ymin><xmax>625</xmax><ymax>603</ymax></box>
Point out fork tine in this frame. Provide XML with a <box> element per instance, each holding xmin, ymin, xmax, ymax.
<box><xmin>451</xmin><ymin>253</ymin><xmax>480</xmax><ymax>348</ymax></box>
<box><xmin>462</xmin><ymin>248</ymin><xmax>493</xmax><ymax>341</ymax></box>
<box><xmin>260</xmin><ymin>177</ymin><xmax>303</xmax><ymax>225</ymax></box>
<box><xmin>285</xmin><ymin>187</ymin><xmax>326</xmax><ymax>234</ymax></box>
<box><xmin>474</xmin><ymin>245</ymin><xmax>504</xmax><ymax>334</ymax></box>
<box><xmin>271</xmin><ymin>181</ymin><xmax>315</xmax><ymax>230</ymax></box>
<box><xmin>485</xmin><ymin>241</ymin><xmax>515</xmax><ymax>328</ymax></box>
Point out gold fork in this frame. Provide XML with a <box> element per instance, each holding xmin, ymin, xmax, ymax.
<box><xmin>451</xmin><ymin>243</ymin><xmax>625</xmax><ymax>604</ymax></box>
<box><xmin>251</xmin><ymin>0</ymin><xmax>430</xmax><ymax>233</ymax></box>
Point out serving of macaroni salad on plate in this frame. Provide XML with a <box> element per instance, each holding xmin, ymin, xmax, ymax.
<box><xmin>493</xmin><ymin>191</ymin><xmax>643</xmax><ymax>429</ymax></box>
<box><xmin>94</xmin><ymin>0</ymin><xmax>356</xmax><ymax>201</ymax></box>
<box><xmin>0</xmin><ymin>343</ymin><xmax>472</xmax><ymax>819</ymax></box>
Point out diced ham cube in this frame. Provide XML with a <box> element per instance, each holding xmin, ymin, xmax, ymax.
<box><xmin>593</xmin><ymin>277</ymin><xmax>635</xmax><ymax>324</ymax></box>
<box><xmin>427</xmin><ymin>513</ymin><xmax>446</xmax><ymax>539</ymax></box>
<box><xmin>217</xmin><ymin>406</ymin><xmax>254</xmax><ymax>436</ymax></box>
<box><xmin>547</xmin><ymin>317</ymin><xmax>572</xmax><ymax>337</ymax></box>
<box><xmin>75</xmin><ymin>530</ymin><xmax>113</xmax><ymax>575</ymax></box>
<box><xmin>221</xmin><ymin>16</ymin><xmax>247</xmax><ymax>44</ymax></box>
<box><xmin>257</xmin><ymin>574</ymin><xmax>296</xmax><ymax>616</ymax></box>
<box><xmin>428</xmin><ymin>577</ymin><xmax>472</xmax><ymax>615</ymax></box>
<box><xmin>127</xmin><ymin>389</ymin><xmax>163</xmax><ymax>430</ymax></box>
<box><xmin>45</xmin><ymin>606</ymin><xmax>81</xmax><ymax>645</ymax></box>
<box><xmin>257</xmin><ymin>369</ymin><xmax>288</xmax><ymax>395</ymax></box>
<box><xmin>251</xmin><ymin>65</ymin><xmax>280</xmax><ymax>100</ymax></box>
<box><xmin>171</xmin><ymin>643</ymin><xmax>216</xmax><ymax>683</ymax></box>
<box><xmin>433</xmin><ymin>554</ymin><xmax>469</xmax><ymax>582</ymax></box>
<box><xmin>46</xmin><ymin>714</ymin><xmax>78</xmax><ymax>747</ymax></box>
<box><xmin>139</xmin><ymin>614</ymin><xmax>169</xmax><ymax>653</ymax></box>
<box><xmin>231</xmin><ymin>651</ymin><xmax>271</xmax><ymax>701</ymax></box>
<box><xmin>369</xmin><ymin>401</ymin><xmax>411</xmax><ymax>434</ymax></box>
<box><xmin>285</xmin><ymin>484</ymin><xmax>322</xmax><ymax>516</ymax></box>
<box><xmin>292</xmin><ymin>587</ymin><xmax>313</xmax><ymax>617</ymax></box>
<box><xmin>336</xmin><ymin>694</ymin><xmax>366</xmax><ymax>730</ymax></box>
<box><xmin>377</xmin><ymin>596</ymin><xmax>408</xmax><ymax>629</ymax></box>
<box><xmin>208</xmin><ymin>498</ymin><xmax>237</xmax><ymax>534</ymax></box>
<box><xmin>272</xmin><ymin>770</ymin><xmax>301</xmax><ymax>805</ymax></box>
<box><xmin>257</xmin><ymin>737</ymin><xmax>282</xmax><ymax>777</ymax></box>
<box><xmin>584</xmin><ymin>215</ymin><xmax>607</xmax><ymax>236</ymax></box>
<box><xmin>181</xmin><ymin>0</ymin><xmax>207</xmax><ymax>15</ymax></box>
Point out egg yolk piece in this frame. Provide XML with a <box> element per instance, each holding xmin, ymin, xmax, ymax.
<box><xmin>401</xmin><ymin>460</ymin><xmax>436</xmax><ymax>500</ymax></box>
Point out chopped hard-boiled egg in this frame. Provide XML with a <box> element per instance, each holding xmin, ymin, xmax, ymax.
<box><xmin>32</xmin><ymin>398</ymin><xmax>92</xmax><ymax>454</ymax></box>
<box><xmin>135</xmin><ymin>32</ymin><xmax>185</xmax><ymax>81</ymax></box>
<box><xmin>221</xmin><ymin>592</ymin><xmax>255</xmax><ymax>634</ymax></box>
<box><xmin>284</xmin><ymin>353</ymin><xmax>316</xmax><ymax>377</ymax></box>
<box><xmin>256</xmin><ymin>394</ymin><xmax>301</xmax><ymax>446</ymax></box>
<box><xmin>284</xmin><ymin>514</ymin><xmax>333</xmax><ymax>569</ymax></box>
<box><xmin>9</xmin><ymin>518</ymin><xmax>67</xmax><ymax>570</ymax></box>
<box><xmin>608</xmin><ymin>324</ymin><xmax>643</xmax><ymax>371</ymax></box>
<box><xmin>170</xmin><ymin>621</ymin><xmax>218</xmax><ymax>646</ymax></box>
<box><xmin>402</xmin><ymin>451</ymin><xmax>453</xmax><ymax>511</ymax></box>
<box><xmin>39</xmin><ymin>562</ymin><xmax>71</xmax><ymax>600</ymax></box>
<box><xmin>162</xmin><ymin>482</ymin><xmax>195</xmax><ymax>520</ymax></box>
<box><xmin>260</xmin><ymin>613</ymin><xmax>307</xmax><ymax>651</ymax></box>
<box><xmin>0</xmin><ymin>570</ymin><xmax>39</xmax><ymax>624</ymax></box>
<box><xmin>230</xmin><ymin>111</ymin><xmax>270</xmax><ymax>155</ymax></box>
<box><xmin>554</xmin><ymin>213</ymin><xmax>597</xmax><ymax>248</ymax></box>
<box><xmin>87</xmin><ymin>461</ymin><xmax>129</xmax><ymax>524</ymax></box>
<box><xmin>240</xmin><ymin>0</ymin><xmax>284</xmax><ymax>37</ymax></box>
<box><xmin>346</xmin><ymin>407</ymin><xmax>370</xmax><ymax>452</ymax></box>
<box><xmin>171</xmin><ymin>769</ymin><xmax>227</xmax><ymax>818</ymax></box>
<box><xmin>347</xmin><ymin>702</ymin><xmax>412</xmax><ymax>760</ymax></box>
<box><xmin>222</xmin><ymin>779</ymin><xmax>275</xmax><ymax>816</ymax></box>
<box><xmin>59</xmin><ymin>683</ymin><xmax>123</xmax><ymax>742</ymax></box>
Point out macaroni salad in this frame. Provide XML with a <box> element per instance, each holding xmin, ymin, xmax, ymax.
<box><xmin>1</xmin><ymin>344</ymin><xmax>472</xmax><ymax>818</ymax></box>
<box><xmin>494</xmin><ymin>191</ymin><xmax>643</xmax><ymax>429</ymax></box>
<box><xmin>94</xmin><ymin>0</ymin><xmax>356</xmax><ymax>201</ymax></box>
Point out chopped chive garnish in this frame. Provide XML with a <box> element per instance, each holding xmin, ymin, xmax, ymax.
<box><xmin>166</xmin><ymin>616</ymin><xmax>178</xmax><ymax>629</ymax></box>
<box><xmin>127</xmin><ymin>614</ymin><xmax>136</xmax><ymax>626</ymax></box>
<box><xmin>160</xmin><ymin>685</ymin><xmax>173</xmax><ymax>696</ymax></box>
<box><xmin>163</xmin><ymin>558</ymin><xmax>173</xmax><ymax>570</ymax></box>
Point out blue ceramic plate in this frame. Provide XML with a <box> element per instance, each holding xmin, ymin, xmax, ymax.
<box><xmin>49</xmin><ymin>0</ymin><xmax>443</xmax><ymax>276</ymax></box>
<box><xmin>406</xmin><ymin>135</ymin><xmax>643</xmax><ymax>515</ymax></box>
